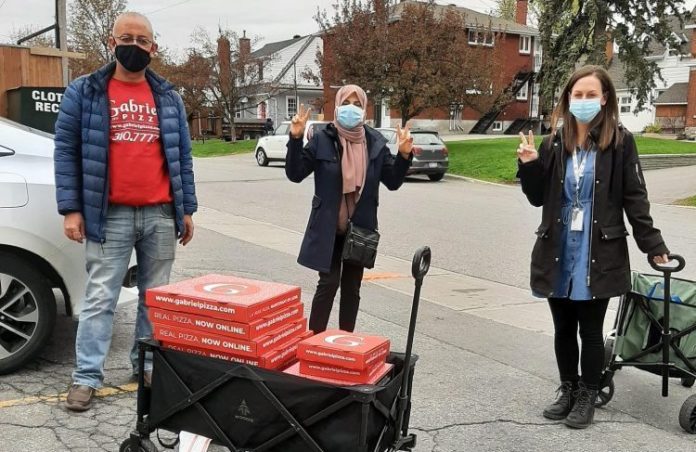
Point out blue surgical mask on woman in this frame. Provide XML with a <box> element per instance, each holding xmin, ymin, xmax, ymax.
<box><xmin>569</xmin><ymin>98</ymin><xmax>602</xmax><ymax>124</ymax></box>
<box><xmin>336</xmin><ymin>104</ymin><xmax>364</xmax><ymax>129</ymax></box>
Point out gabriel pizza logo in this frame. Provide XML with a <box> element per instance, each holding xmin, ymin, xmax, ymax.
<box><xmin>324</xmin><ymin>335</ymin><xmax>364</xmax><ymax>347</ymax></box>
<box><xmin>194</xmin><ymin>283</ymin><xmax>260</xmax><ymax>297</ymax></box>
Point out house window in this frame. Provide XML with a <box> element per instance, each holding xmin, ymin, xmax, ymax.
<box><xmin>235</xmin><ymin>105</ymin><xmax>243</xmax><ymax>119</ymax></box>
<box><xmin>468</xmin><ymin>29</ymin><xmax>494</xmax><ymax>47</ymax></box>
<box><xmin>287</xmin><ymin>96</ymin><xmax>298</xmax><ymax>118</ymax></box>
<box><xmin>619</xmin><ymin>96</ymin><xmax>631</xmax><ymax>113</ymax></box>
<box><xmin>492</xmin><ymin>121</ymin><xmax>503</xmax><ymax>131</ymax></box>
<box><xmin>519</xmin><ymin>36</ymin><xmax>531</xmax><ymax>54</ymax></box>
<box><xmin>516</xmin><ymin>83</ymin><xmax>529</xmax><ymax>101</ymax></box>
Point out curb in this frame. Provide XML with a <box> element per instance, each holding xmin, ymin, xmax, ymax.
<box><xmin>444</xmin><ymin>173</ymin><xmax>516</xmax><ymax>188</ymax></box>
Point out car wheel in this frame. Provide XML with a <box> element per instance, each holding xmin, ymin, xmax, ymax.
<box><xmin>256</xmin><ymin>148</ymin><xmax>269</xmax><ymax>166</ymax></box>
<box><xmin>0</xmin><ymin>252</ymin><xmax>57</xmax><ymax>374</ymax></box>
<box><xmin>428</xmin><ymin>173</ymin><xmax>445</xmax><ymax>182</ymax></box>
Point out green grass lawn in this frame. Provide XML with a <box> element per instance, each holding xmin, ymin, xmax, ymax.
<box><xmin>191</xmin><ymin>139</ymin><xmax>257</xmax><ymax>157</ymax></box>
<box><xmin>447</xmin><ymin>136</ymin><xmax>696</xmax><ymax>183</ymax></box>
<box><xmin>675</xmin><ymin>196</ymin><xmax>696</xmax><ymax>207</ymax></box>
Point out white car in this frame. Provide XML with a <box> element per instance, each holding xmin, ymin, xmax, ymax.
<box><xmin>254</xmin><ymin>120</ymin><xmax>329</xmax><ymax>166</ymax></box>
<box><xmin>0</xmin><ymin>118</ymin><xmax>137</xmax><ymax>374</ymax></box>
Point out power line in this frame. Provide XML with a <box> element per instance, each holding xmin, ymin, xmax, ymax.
<box><xmin>0</xmin><ymin>0</ymin><xmax>8</xmax><ymax>11</ymax></box>
<box><xmin>145</xmin><ymin>0</ymin><xmax>195</xmax><ymax>15</ymax></box>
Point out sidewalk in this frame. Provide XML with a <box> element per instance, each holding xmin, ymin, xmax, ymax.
<box><xmin>643</xmin><ymin>165</ymin><xmax>696</xmax><ymax>204</ymax></box>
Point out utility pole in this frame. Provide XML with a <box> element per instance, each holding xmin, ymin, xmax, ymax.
<box><xmin>56</xmin><ymin>0</ymin><xmax>69</xmax><ymax>86</ymax></box>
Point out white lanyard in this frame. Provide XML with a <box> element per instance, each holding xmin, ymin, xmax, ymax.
<box><xmin>572</xmin><ymin>148</ymin><xmax>588</xmax><ymax>183</ymax></box>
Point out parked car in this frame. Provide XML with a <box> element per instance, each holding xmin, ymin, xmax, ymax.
<box><xmin>254</xmin><ymin>120</ymin><xmax>329</xmax><ymax>166</ymax></box>
<box><xmin>377</xmin><ymin>128</ymin><xmax>449</xmax><ymax>181</ymax></box>
<box><xmin>0</xmin><ymin>118</ymin><xmax>137</xmax><ymax>374</ymax></box>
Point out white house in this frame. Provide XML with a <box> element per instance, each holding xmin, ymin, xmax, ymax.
<box><xmin>609</xmin><ymin>13</ymin><xmax>694</xmax><ymax>132</ymax></box>
<box><xmin>236</xmin><ymin>34</ymin><xmax>324</xmax><ymax>127</ymax></box>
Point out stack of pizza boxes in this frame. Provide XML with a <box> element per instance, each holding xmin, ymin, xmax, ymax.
<box><xmin>284</xmin><ymin>330</ymin><xmax>393</xmax><ymax>385</ymax></box>
<box><xmin>146</xmin><ymin>274</ymin><xmax>311</xmax><ymax>371</ymax></box>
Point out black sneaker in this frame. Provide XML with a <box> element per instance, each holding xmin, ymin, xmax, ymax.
<box><xmin>565</xmin><ymin>382</ymin><xmax>598</xmax><ymax>429</ymax></box>
<box><xmin>543</xmin><ymin>381</ymin><xmax>576</xmax><ymax>420</ymax></box>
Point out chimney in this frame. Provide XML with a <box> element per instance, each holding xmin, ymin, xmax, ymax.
<box><xmin>239</xmin><ymin>30</ymin><xmax>251</xmax><ymax>60</ymax></box>
<box><xmin>605</xmin><ymin>38</ymin><xmax>614</xmax><ymax>63</ymax></box>
<box><xmin>516</xmin><ymin>0</ymin><xmax>528</xmax><ymax>26</ymax></box>
<box><xmin>217</xmin><ymin>35</ymin><xmax>231</xmax><ymax>95</ymax></box>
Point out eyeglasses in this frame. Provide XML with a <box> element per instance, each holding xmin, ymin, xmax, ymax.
<box><xmin>113</xmin><ymin>34</ymin><xmax>153</xmax><ymax>47</ymax></box>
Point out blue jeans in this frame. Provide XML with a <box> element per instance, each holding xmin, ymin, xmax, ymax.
<box><xmin>72</xmin><ymin>203</ymin><xmax>176</xmax><ymax>389</ymax></box>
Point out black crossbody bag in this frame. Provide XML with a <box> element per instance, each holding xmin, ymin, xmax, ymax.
<box><xmin>341</xmin><ymin>195</ymin><xmax>380</xmax><ymax>269</ymax></box>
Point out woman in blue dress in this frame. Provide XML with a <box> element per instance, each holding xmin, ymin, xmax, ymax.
<box><xmin>517</xmin><ymin>65</ymin><xmax>671</xmax><ymax>429</ymax></box>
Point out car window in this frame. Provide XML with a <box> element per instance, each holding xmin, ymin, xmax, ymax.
<box><xmin>275</xmin><ymin>124</ymin><xmax>289</xmax><ymax>135</ymax></box>
<box><xmin>412</xmin><ymin>133</ymin><xmax>442</xmax><ymax>145</ymax></box>
<box><xmin>378</xmin><ymin>130</ymin><xmax>397</xmax><ymax>144</ymax></box>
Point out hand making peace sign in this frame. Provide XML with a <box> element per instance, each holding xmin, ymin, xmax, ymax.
<box><xmin>290</xmin><ymin>103</ymin><xmax>312</xmax><ymax>139</ymax></box>
<box><xmin>517</xmin><ymin>130</ymin><xmax>538</xmax><ymax>164</ymax></box>
<box><xmin>396</xmin><ymin>123</ymin><xmax>414</xmax><ymax>158</ymax></box>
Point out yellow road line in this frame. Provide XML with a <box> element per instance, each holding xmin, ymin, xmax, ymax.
<box><xmin>0</xmin><ymin>383</ymin><xmax>138</xmax><ymax>409</ymax></box>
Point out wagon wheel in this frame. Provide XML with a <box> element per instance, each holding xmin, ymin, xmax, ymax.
<box><xmin>681</xmin><ymin>376</ymin><xmax>696</xmax><ymax>388</ymax></box>
<box><xmin>595</xmin><ymin>379</ymin><xmax>615</xmax><ymax>408</ymax></box>
<box><xmin>679</xmin><ymin>394</ymin><xmax>696</xmax><ymax>434</ymax></box>
<box><xmin>119</xmin><ymin>438</ymin><xmax>158</xmax><ymax>452</ymax></box>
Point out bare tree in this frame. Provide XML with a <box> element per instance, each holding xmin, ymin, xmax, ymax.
<box><xmin>312</xmin><ymin>0</ymin><xmax>509</xmax><ymax>125</ymax></box>
<box><xmin>191</xmin><ymin>27</ymin><xmax>274</xmax><ymax>140</ymax></box>
<box><xmin>68</xmin><ymin>0</ymin><xmax>127</xmax><ymax>76</ymax></box>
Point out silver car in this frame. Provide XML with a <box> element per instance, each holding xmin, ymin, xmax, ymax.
<box><xmin>376</xmin><ymin>128</ymin><xmax>449</xmax><ymax>181</ymax></box>
<box><xmin>0</xmin><ymin>118</ymin><xmax>137</xmax><ymax>373</ymax></box>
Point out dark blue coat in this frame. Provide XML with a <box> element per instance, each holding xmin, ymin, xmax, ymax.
<box><xmin>54</xmin><ymin>62</ymin><xmax>197</xmax><ymax>242</ymax></box>
<box><xmin>286</xmin><ymin>123</ymin><xmax>411</xmax><ymax>273</ymax></box>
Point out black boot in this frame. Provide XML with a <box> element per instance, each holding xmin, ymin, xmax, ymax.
<box><xmin>565</xmin><ymin>382</ymin><xmax>597</xmax><ymax>429</ymax></box>
<box><xmin>543</xmin><ymin>381</ymin><xmax>577</xmax><ymax>420</ymax></box>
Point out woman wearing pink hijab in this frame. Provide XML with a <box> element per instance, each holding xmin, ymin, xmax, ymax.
<box><xmin>286</xmin><ymin>84</ymin><xmax>414</xmax><ymax>333</ymax></box>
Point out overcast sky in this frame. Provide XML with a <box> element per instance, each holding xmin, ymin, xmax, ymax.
<box><xmin>1</xmin><ymin>0</ymin><xmax>695</xmax><ymax>58</ymax></box>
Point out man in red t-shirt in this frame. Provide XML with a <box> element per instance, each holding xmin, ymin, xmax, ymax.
<box><xmin>55</xmin><ymin>12</ymin><xmax>197</xmax><ymax>412</ymax></box>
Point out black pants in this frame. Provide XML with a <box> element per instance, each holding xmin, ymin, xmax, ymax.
<box><xmin>308</xmin><ymin>235</ymin><xmax>365</xmax><ymax>333</ymax></box>
<box><xmin>548</xmin><ymin>297</ymin><xmax>610</xmax><ymax>389</ymax></box>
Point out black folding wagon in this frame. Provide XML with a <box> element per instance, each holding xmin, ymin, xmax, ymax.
<box><xmin>597</xmin><ymin>254</ymin><xmax>696</xmax><ymax>433</ymax></box>
<box><xmin>119</xmin><ymin>247</ymin><xmax>431</xmax><ymax>452</ymax></box>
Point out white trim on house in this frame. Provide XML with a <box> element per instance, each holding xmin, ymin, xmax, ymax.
<box><xmin>519</xmin><ymin>36</ymin><xmax>531</xmax><ymax>54</ymax></box>
<box><xmin>516</xmin><ymin>83</ymin><xmax>529</xmax><ymax>101</ymax></box>
<box><xmin>286</xmin><ymin>96</ymin><xmax>298</xmax><ymax>117</ymax></box>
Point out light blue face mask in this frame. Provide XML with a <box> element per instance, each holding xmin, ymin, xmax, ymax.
<box><xmin>569</xmin><ymin>98</ymin><xmax>602</xmax><ymax>124</ymax></box>
<box><xmin>336</xmin><ymin>104</ymin><xmax>364</xmax><ymax>129</ymax></box>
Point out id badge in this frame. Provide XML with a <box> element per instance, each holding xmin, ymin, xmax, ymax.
<box><xmin>571</xmin><ymin>208</ymin><xmax>584</xmax><ymax>232</ymax></box>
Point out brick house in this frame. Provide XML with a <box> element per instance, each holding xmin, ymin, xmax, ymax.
<box><xmin>320</xmin><ymin>0</ymin><xmax>542</xmax><ymax>135</ymax></box>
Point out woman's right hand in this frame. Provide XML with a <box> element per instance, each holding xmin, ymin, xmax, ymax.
<box><xmin>290</xmin><ymin>103</ymin><xmax>312</xmax><ymax>139</ymax></box>
<box><xmin>517</xmin><ymin>130</ymin><xmax>538</xmax><ymax>163</ymax></box>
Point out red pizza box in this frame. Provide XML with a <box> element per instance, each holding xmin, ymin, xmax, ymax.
<box><xmin>296</xmin><ymin>330</ymin><xmax>390</xmax><ymax>370</ymax></box>
<box><xmin>299</xmin><ymin>359</ymin><xmax>386</xmax><ymax>384</ymax></box>
<box><xmin>283</xmin><ymin>361</ymin><xmax>394</xmax><ymax>386</ymax></box>
<box><xmin>146</xmin><ymin>274</ymin><xmax>301</xmax><ymax>323</ymax></box>
<box><xmin>148</xmin><ymin>302</ymin><xmax>304</xmax><ymax>340</ymax></box>
<box><xmin>161</xmin><ymin>331</ymin><xmax>313</xmax><ymax>370</ymax></box>
<box><xmin>153</xmin><ymin>318</ymin><xmax>307</xmax><ymax>357</ymax></box>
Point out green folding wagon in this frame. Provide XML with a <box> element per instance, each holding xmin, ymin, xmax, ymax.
<box><xmin>598</xmin><ymin>255</ymin><xmax>696</xmax><ymax>433</ymax></box>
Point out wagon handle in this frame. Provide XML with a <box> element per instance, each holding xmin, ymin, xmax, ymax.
<box><xmin>648</xmin><ymin>254</ymin><xmax>685</xmax><ymax>274</ymax></box>
<box><xmin>395</xmin><ymin>246</ymin><xmax>431</xmax><ymax>445</ymax></box>
<box><xmin>411</xmin><ymin>246</ymin><xmax>431</xmax><ymax>281</ymax></box>
<box><xmin>647</xmin><ymin>253</ymin><xmax>685</xmax><ymax>397</ymax></box>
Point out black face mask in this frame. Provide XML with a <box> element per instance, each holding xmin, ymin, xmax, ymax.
<box><xmin>114</xmin><ymin>45</ymin><xmax>151</xmax><ymax>73</ymax></box>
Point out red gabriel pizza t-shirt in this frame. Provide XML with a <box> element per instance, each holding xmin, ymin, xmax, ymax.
<box><xmin>108</xmin><ymin>78</ymin><xmax>172</xmax><ymax>206</ymax></box>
